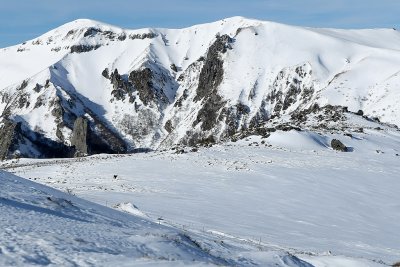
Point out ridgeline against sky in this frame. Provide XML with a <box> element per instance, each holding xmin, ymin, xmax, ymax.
<box><xmin>1</xmin><ymin>0</ymin><xmax>400</xmax><ymax>48</ymax></box>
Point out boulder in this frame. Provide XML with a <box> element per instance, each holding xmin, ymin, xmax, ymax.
<box><xmin>331</xmin><ymin>139</ymin><xmax>347</xmax><ymax>152</ymax></box>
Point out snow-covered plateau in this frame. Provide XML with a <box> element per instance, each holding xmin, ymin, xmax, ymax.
<box><xmin>2</xmin><ymin>127</ymin><xmax>400</xmax><ymax>266</ymax></box>
<box><xmin>1</xmin><ymin>16</ymin><xmax>400</xmax><ymax>266</ymax></box>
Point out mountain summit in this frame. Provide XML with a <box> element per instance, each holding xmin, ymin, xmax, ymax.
<box><xmin>1</xmin><ymin>17</ymin><xmax>400</xmax><ymax>159</ymax></box>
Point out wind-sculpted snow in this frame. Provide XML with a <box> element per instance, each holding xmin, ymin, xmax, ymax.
<box><xmin>1</xmin><ymin>17</ymin><xmax>400</xmax><ymax>158</ymax></box>
<box><xmin>2</xmin><ymin>126</ymin><xmax>399</xmax><ymax>266</ymax></box>
<box><xmin>0</xmin><ymin>170</ymin><xmax>319</xmax><ymax>266</ymax></box>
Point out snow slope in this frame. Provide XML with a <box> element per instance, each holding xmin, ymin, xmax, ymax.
<box><xmin>3</xmin><ymin>125</ymin><xmax>400</xmax><ymax>266</ymax></box>
<box><xmin>1</xmin><ymin>17</ymin><xmax>400</xmax><ymax>158</ymax></box>
<box><xmin>0</xmin><ymin>169</ymin><xmax>322</xmax><ymax>267</ymax></box>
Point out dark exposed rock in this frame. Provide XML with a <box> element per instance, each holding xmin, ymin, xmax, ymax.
<box><xmin>108</xmin><ymin>69</ymin><xmax>134</xmax><ymax>101</ymax></box>
<box><xmin>56</xmin><ymin>125</ymin><xmax>64</xmax><ymax>141</ymax></box>
<box><xmin>194</xmin><ymin>34</ymin><xmax>232</xmax><ymax>102</ymax></box>
<box><xmin>165</xmin><ymin>120</ymin><xmax>173</xmax><ymax>133</ymax></box>
<box><xmin>111</xmin><ymin>88</ymin><xmax>126</xmax><ymax>101</ymax></box>
<box><xmin>192</xmin><ymin>35</ymin><xmax>233</xmax><ymax>132</ymax></box>
<box><xmin>194</xmin><ymin>94</ymin><xmax>225</xmax><ymax>131</ymax></box>
<box><xmin>0</xmin><ymin>120</ymin><xmax>20</xmax><ymax>160</ymax></box>
<box><xmin>50</xmin><ymin>97</ymin><xmax>64</xmax><ymax>122</ymax></box>
<box><xmin>34</xmin><ymin>95</ymin><xmax>46</xmax><ymax>109</ymax></box>
<box><xmin>170</xmin><ymin>64</ymin><xmax>178</xmax><ymax>72</ymax></box>
<box><xmin>174</xmin><ymin>89</ymin><xmax>188</xmax><ymax>107</ymax></box>
<box><xmin>129</xmin><ymin>32</ymin><xmax>157</xmax><ymax>40</ymax></box>
<box><xmin>70</xmin><ymin>117</ymin><xmax>89</xmax><ymax>157</ymax></box>
<box><xmin>102</xmin><ymin>31</ymin><xmax>117</xmax><ymax>40</ymax></box>
<box><xmin>175</xmin><ymin>149</ymin><xmax>186</xmax><ymax>154</ymax></box>
<box><xmin>223</xmin><ymin>103</ymin><xmax>250</xmax><ymax>136</ymax></box>
<box><xmin>0</xmin><ymin>119</ymin><xmax>72</xmax><ymax>160</ymax></box>
<box><xmin>18</xmin><ymin>93</ymin><xmax>30</xmax><ymax>109</ymax></box>
<box><xmin>356</xmin><ymin>109</ymin><xmax>364</xmax><ymax>116</ymax></box>
<box><xmin>268</xmin><ymin>64</ymin><xmax>314</xmax><ymax>115</ymax></box>
<box><xmin>275</xmin><ymin>124</ymin><xmax>301</xmax><ymax>132</ymax></box>
<box><xmin>84</xmin><ymin>27</ymin><xmax>102</xmax><ymax>37</ymax></box>
<box><xmin>70</xmin><ymin>44</ymin><xmax>101</xmax><ymax>53</ymax></box>
<box><xmin>331</xmin><ymin>139</ymin><xmax>348</xmax><ymax>152</ymax></box>
<box><xmin>129</xmin><ymin>95</ymin><xmax>136</xmax><ymax>103</ymax></box>
<box><xmin>129</xmin><ymin>68</ymin><xmax>154</xmax><ymax>106</ymax></box>
<box><xmin>84</xmin><ymin>28</ymin><xmax>131</xmax><ymax>41</ymax></box>
<box><xmin>248</xmin><ymin>101</ymin><xmax>269</xmax><ymax>129</ymax></box>
<box><xmin>17</xmin><ymin>80</ymin><xmax>28</xmax><ymax>91</ymax></box>
<box><xmin>198</xmin><ymin>136</ymin><xmax>216</xmax><ymax>147</ymax></box>
<box><xmin>111</xmin><ymin>64</ymin><xmax>173</xmax><ymax>107</ymax></box>
<box><xmin>111</xmin><ymin>69</ymin><xmax>122</xmax><ymax>87</ymax></box>
<box><xmin>102</xmin><ymin>68</ymin><xmax>109</xmax><ymax>79</ymax></box>
<box><xmin>33</xmin><ymin>83</ymin><xmax>42</xmax><ymax>93</ymax></box>
<box><xmin>282</xmin><ymin>85</ymin><xmax>301</xmax><ymax>110</ymax></box>
<box><xmin>118</xmin><ymin>33</ymin><xmax>127</xmax><ymax>41</ymax></box>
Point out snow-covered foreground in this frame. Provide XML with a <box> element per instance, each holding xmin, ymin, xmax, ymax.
<box><xmin>2</xmin><ymin>130</ymin><xmax>399</xmax><ymax>266</ymax></box>
<box><xmin>0</xmin><ymin>168</ymin><xmax>323</xmax><ymax>267</ymax></box>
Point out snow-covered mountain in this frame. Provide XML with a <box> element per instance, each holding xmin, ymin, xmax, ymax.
<box><xmin>1</xmin><ymin>17</ymin><xmax>400</xmax><ymax>159</ymax></box>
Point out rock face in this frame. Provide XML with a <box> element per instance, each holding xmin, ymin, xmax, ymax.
<box><xmin>192</xmin><ymin>35</ymin><xmax>232</xmax><ymax>133</ymax></box>
<box><xmin>70</xmin><ymin>44</ymin><xmax>101</xmax><ymax>53</ymax></box>
<box><xmin>0</xmin><ymin>120</ymin><xmax>21</xmax><ymax>160</ymax></box>
<box><xmin>71</xmin><ymin>117</ymin><xmax>89</xmax><ymax>157</ymax></box>
<box><xmin>129</xmin><ymin>68</ymin><xmax>155</xmax><ymax>106</ymax></box>
<box><xmin>331</xmin><ymin>139</ymin><xmax>348</xmax><ymax>152</ymax></box>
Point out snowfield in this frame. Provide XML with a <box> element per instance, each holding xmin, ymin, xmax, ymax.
<box><xmin>2</xmin><ymin>129</ymin><xmax>399</xmax><ymax>266</ymax></box>
<box><xmin>0</xmin><ymin>167</ymin><xmax>318</xmax><ymax>267</ymax></box>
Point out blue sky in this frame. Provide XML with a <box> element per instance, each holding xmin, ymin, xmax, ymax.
<box><xmin>1</xmin><ymin>0</ymin><xmax>399</xmax><ymax>48</ymax></box>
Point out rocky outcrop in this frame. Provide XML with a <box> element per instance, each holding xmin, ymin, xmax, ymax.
<box><xmin>194</xmin><ymin>34</ymin><xmax>232</xmax><ymax>102</ymax></box>
<box><xmin>193</xmin><ymin>34</ymin><xmax>233</xmax><ymax>132</ymax></box>
<box><xmin>331</xmin><ymin>139</ymin><xmax>348</xmax><ymax>152</ymax></box>
<box><xmin>128</xmin><ymin>32</ymin><xmax>157</xmax><ymax>40</ymax></box>
<box><xmin>0</xmin><ymin>120</ymin><xmax>21</xmax><ymax>160</ymax></box>
<box><xmin>129</xmin><ymin>68</ymin><xmax>154</xmax><ymax>106</ymax></box>
<box><xmin>70</xmin><ymin>117</ymin><xmax>88</xmax><ymax>157</ymax></box>
<box><xmin>109</xmin><ymin>69</ymin><xmax>133</xmax><ymax>101</ymax></box>
<box><xmin>223</xmin><ymin>103</ymin><xmax>251</xmax><ymax>136</ymax></box>
<box><xmin>268</xmin><ymin>63</ymin><xmax>314</xmax><ymax>115</ymax></box>
<box><xmin>70</xmin><ymin>44</ymin><xmax>101</xmax><ymax>53</ymax></box>
<box><xmin>82</xmin><ymin>27</ymin><xmax>157</xmax><ymax>41</ymax></box>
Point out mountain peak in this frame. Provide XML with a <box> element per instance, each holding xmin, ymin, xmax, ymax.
<box><xmin>1</xmin><ymin>17</ymin><xmax>400</xmax><ymax>159</ymax></box>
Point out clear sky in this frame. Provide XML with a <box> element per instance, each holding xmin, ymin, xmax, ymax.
<box><xmin>1</xmin><ymin>0</ymin><xmax>399</xmax><ymax>48</ymax></box>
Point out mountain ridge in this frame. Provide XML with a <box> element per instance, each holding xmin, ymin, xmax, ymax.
<box><xmin>1</xmin><ymin>17</ymin><xmax>400</xmax><ymax>159</ymax></box>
